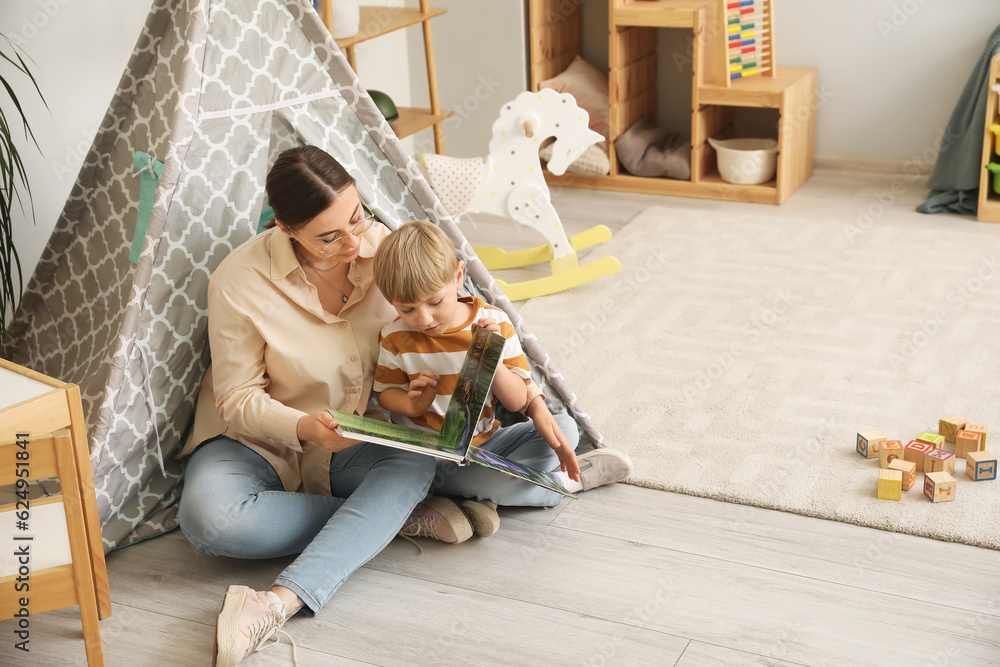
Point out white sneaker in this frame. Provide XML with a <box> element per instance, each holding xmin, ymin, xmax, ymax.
<box><xmin>578</xmin><ymin>449</ymin><xmax>633</xmax><ymax>491</ymax></box>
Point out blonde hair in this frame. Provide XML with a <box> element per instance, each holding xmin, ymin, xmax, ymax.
<box><xmin>373</xmin><ymin>221</ymin><xmax>458</xmax><ymax>304</ymax></box>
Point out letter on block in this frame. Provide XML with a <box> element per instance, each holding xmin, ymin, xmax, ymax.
<box><xmin>924</xmin><ymin>448</ymin><xmax>955</xmax><ymax>474</ymax></box>
<box><xmin>904</xmin><ymin>440</ymin><xmax>933</xmax><ymax>469</ymax></box>
<box><xmin>879</xmin><ymin>440</ymin><xmax>904</xmax><ymax>468</ymax></box>
<box><xmin>857</xmin><ymin>430</ymin><xmax>885</xmax><ymax>459</ymax></box>
<box><xmin>877</xmin><ymin>469</ymin><xmax>903</xmax><ymax>500</ymax></box>
<box><xmin>965</xmin><ymin>422</ymin><xmax>989</xmax><ymax>450</ymax></box>
<box><xmin>939</xmin><ymin>415</ymin><xmax>968</xmax><ymax>443</ymax></box>
<box><xmin>916</xmin><ymin>431</ymin><xmax>945</xmax><ymax>448</ymax></box>
<box><xmin>923</xmin><ymin>471</ymin><xmax>956</xmax><ymax>502</ymax></box>
<box><xmin>966</xmin><ymin>450</ymin><xmax>997</xmax><ymax>482</ymax></box>
<box><xmin>955</xmin><ymin>430</ymin><xmax>982</xmax><ymax>459</ymax></box>
<box><xmin>888</xmin><ymin>459</ymin><xmax>916</xmax><ymax>491</ymax></box>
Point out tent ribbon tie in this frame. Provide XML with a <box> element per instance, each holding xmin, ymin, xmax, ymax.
<box><xmin>131</xmin><ymin>151</ymin><xmax>165</xmax><ymax>265</ymax></box>
<box><xmin>135</xmin><ymin>342</ymin><xmax>167</xmax><ymax>478</ymax></box>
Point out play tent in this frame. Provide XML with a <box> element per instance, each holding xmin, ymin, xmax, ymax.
<box><xmin>4</xmin><ymin>0</ymin><xmax>605</xmax><ymax>551</ymax></box>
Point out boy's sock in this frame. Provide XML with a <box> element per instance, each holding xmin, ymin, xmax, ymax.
<box><xmin>552</xmin><ymin>470</ymin><xmax>583</xmax><ymax>494</ymax></box>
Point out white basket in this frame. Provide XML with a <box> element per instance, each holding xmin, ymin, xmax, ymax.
<box><xmin>708</xmin><ymin>137</ymin><xmax>778</xmax><ymax>185</ymax></box>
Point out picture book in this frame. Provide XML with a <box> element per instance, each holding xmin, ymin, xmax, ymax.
<box><xmin>329</xmin><ymin>327</ymin><xmax>576</xmax><ymax>499</ymax></box>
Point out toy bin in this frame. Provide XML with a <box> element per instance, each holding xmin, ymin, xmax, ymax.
<box><xmin>987</xmin><ymin>162</ymin><xmax>1000</xmax><ymax>194</ymax></box>
<box><xmin>708</xmin><ymin>137</ymin><xmax>778</xmax><ymax>185</ymax></box>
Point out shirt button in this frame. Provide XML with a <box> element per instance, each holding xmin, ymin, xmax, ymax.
<box><xmin>340</xmin><ymin>322</ymin><xmax>347</xmax><ymax>328</ymax></box>
<box><xmin>352</xmin><ymin>386</ymin><xmax>361</xmax><ymax>393</ymax></box>
<box><xmin>350</xmin><ymin>355</ymin><xmax>359</xmax><ymax>362</ymax></box>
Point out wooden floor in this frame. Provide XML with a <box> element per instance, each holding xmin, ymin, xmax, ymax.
<box><xmin>3</xmin><ymin>484</ymin><xmax>999</xmax><ymax>666</ymax></box>
<box><xmin>4</xmin><ymin>171</ymin><xmax>1000</xmax><ymax>666</ymax></box>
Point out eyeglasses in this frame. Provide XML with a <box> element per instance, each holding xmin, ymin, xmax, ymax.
<box><xmin>292</xmin><ymin>199</ymin><xmax>377</xmax><ymax>257</ymax></box>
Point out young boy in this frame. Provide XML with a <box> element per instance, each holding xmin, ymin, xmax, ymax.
<box><xmin>372</xmin><ymin>221</ymin><xmax>632</xmax><ymax>536</ymax></box>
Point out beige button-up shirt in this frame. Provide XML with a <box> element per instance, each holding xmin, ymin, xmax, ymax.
<box><xmin>179</xmin><ymin>223</ymin><xmax>397</xmax><ymax>495</ymax></box>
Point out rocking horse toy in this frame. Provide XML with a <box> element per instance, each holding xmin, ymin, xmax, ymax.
<box><xmin>421</xmin><ymin>88</ymin><xmax>621</xmax><ymax>301</ymax></box>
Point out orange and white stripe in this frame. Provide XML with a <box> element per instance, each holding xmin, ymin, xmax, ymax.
<box><xmin>374</xmin><ymin>296</ymin><xmax>530</xmax><ymax>446</ymax></box>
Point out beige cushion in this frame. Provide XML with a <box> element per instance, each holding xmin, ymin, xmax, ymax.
<box><xmin>539</xmin><ymin>55</ymin><xmax>610</xmax><ymax>148</ymax></box>
<box><xmin>538</xmin><ymin>142</ymin><xmax>610</xmax><ymax>177</ymax></box>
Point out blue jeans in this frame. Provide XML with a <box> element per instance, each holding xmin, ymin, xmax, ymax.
<box><xmin>178</xmin><ymin>437</ymin><xmax>435</xmax><ymax>615</ymax></box>
<box><xmin>433</xmin><ymin>413</ymin><xmax>579</xmax><ymax>507</ymax></box>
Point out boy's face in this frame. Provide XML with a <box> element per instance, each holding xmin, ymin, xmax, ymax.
<box><xmin>391</xmin><ymin>264</ymin><xmax>465</xmax><ymax>337</ymax></box>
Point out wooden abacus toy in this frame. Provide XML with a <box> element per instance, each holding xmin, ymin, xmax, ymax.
<box><xmin>721</xmin><ymin>0</ymin><xmax>775</xmax><ymax>84</ymax></box>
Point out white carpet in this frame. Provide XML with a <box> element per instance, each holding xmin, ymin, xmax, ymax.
<box><xmin>518</xmin><ymin>203</ymin><xmax>1000</xmax><ymax>549</ymax></box>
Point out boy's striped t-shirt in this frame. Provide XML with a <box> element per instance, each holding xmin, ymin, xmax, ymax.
<box><xmin>373</xmin><ymin>295</ymin><xmax>530</xmax><ymax>446</ymax></box>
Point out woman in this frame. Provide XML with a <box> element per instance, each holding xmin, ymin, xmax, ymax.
<box><xmin>177</xmin><ymin>146</ymin><xmax>474</xmax><ymax>666</ymax></box>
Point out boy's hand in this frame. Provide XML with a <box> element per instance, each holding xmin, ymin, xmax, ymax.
<box><xmin>297</xmin><ymin>411</ymin><xmax>362</xmax><ymax>453</ymax></box>
<box><xmin>472</xmin><ymin>317</ymin><xmax>501</xmax><ymax>334</ymax></box>
<box><xmin>526</xmin><ymin>398</ymin><xmax>580</xmax><ymax>482</ymax></box>
<box><xmin>407</xmin><ymin>369</ymin><xmax>439</xmax><ymax>415</ymax></box>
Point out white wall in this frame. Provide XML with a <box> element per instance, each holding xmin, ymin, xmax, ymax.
<box><xmin>778</xmin><ymin>0</ymin><xmax>1000</xmax><ymax>161</ymax></box>
<box><xmin>403</xmin><ymin>0</ymin><xmax>528</xmax><ymax>158</ymax></box>
<box><xmin>1</xmin><ymin>0</ymin><xmax>154</xmax><ymax>314</ymax></box>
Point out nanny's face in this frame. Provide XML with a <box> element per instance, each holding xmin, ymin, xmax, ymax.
<box><xmin>281</xmin><ymin>186</ymin><xmax>375</xmax><ymax>265</ymax></box>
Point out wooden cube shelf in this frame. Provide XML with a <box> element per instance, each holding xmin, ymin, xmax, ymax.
<box><xmin>978</xmin><ymin>52</ymin><xmax>1000</xmax><ymax>222</ymax></box>
<box><xmin>529</xmin><ymin>0</ymin><xmax>817</xmax><ymax>204</ymax></box>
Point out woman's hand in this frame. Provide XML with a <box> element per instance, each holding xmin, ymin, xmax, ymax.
<box><xmin>525</xmin><ymin>397</ymin><xmax>580</xmax><ymax>482</ymax></box>
<box><xmin>407</xmin><ymin>369</ymin><xmax>439</xmax><ymax>416</ymax></box>
<box><xmin>296</xmin><ymin>412</ymin><xmax>362</xmax><ymax>453</ymax></box>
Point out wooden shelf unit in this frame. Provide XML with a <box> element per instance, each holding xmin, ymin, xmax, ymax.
<box><xmin>0</xmin><ymin>358</ymin><xmax>111</xmax><ymax>666</ymax></box>
<box><xmin>325</xmin><ymin>1</ymin><xmax>454</xmax><ymax>154</ymax></box>
<box><xmin>978</xmin><ymin>52</ymin><xmax>1000</xmax><ymax>223</ymax></box>
<box><xmin>529</xmin><ymin>0</ymin><xmax>816</xmax><ymax>204</ymax></box>
<box><xmin>334</xmin><ymin>6</ymin><xmax>447</xmax><ymax>48</ymax></box>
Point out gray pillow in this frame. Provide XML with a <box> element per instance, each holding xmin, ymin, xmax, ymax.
<box><xmin>614</xmin><ymin>120</ymin><xmax>691</xmax><ymax>181</ymax></box>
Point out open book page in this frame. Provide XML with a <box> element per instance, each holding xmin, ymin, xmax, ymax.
<box><xmin>328</xmin><ymin>410</ymin><xmax>467</xmax><ymax>461</ymax></box>
<box><xmin>437</xmin><ymin>327</ymin><xmax>506</xmax><ymax>453</ymax></box>
<box><xmin>466</xmin><ymin>446</ymin><xmax>578</xmax><ymax>500</ymax></box>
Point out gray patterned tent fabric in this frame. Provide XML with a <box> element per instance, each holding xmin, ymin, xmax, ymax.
<box><xmin>4</xmin><ymin>0</ymin><xmax>604</xmax><ymax>552</ymax></box>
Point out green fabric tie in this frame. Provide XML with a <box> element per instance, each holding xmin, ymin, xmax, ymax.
<box><xmin>131</xmin><ymin>152</ymin><xmax>164</xmax><ymax>264</ymax></box>
<box><xmin>258</xmin><ymin>206</ymin><xmax>274</xmax><ymax>234</ymax></box>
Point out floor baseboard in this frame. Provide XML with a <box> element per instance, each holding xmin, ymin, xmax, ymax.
<box><xmin>814</xmin><ymin>156</ymin><xmax>935</xmax><ymax>176</ymax></box>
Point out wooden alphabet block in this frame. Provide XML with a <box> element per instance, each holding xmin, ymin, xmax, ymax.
<box><xmin>857</xmin><ymin>430</ymin><xmax>885</xmax><ymax>459</ymax></box>
<box><xmin>923</xmin><ymin>471</ymin><xmax>957</xmax><ymax>502</ymax></box>
<box><xmin>888</xmin><ymin>459</ymin><xmax>917</xmax><ymax>491</ymax></box>
<box><xmin>939</xmin><ymin>415</ymin><xmax>969</xmax><ymax>443</ymax></box>
<box><xmin>924</xmin><ymin>448</ymin><xmax>956</xmax><ymax>474</ymax></box>
<box><xmin>904</xmin><ymin>440</ymin><xmax>933</xmax><ymax>469</ymax></box>
<box><xmin>878</xmin><ymin>440</ymin><xmax>904</xmax><ymax>468</ymax></box>
<box><xmin>955</xmin><ymin>430</ymin><xmax>983</xmax><ymax>459</ymax></box>
<box><xmin>877</xmin><ymin>469</ymin><xmax>903</xmax><ymax>500</ymax></box>
<box><xmin>966</xmin><ymin>450</ymin><xmax>997</xmax><ymax>481</ymax></box>
<box><xmin>916</xmin><ymin>431</ymin><xmax>945</xmax><ymax>448</ymax></box>
<box><xmin>965</xmin><ymin>422</ymin><xmax>989</xmax><ymax>450</ymax></box>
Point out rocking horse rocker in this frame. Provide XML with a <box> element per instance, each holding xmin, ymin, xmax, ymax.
<box><xmin>421</xmin><ymin>89</ymin><xmax>621</xmax><ymax>301</ymax></box>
